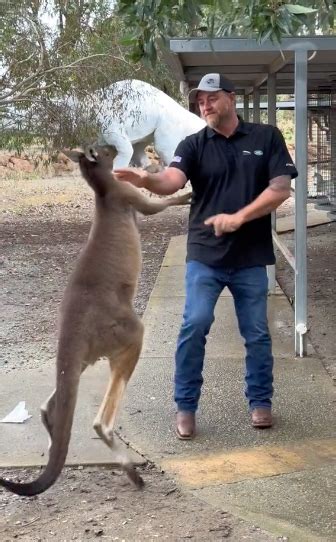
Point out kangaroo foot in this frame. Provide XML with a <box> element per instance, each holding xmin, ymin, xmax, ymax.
<box><xmin>123</xmin><ymin>464</ymin><xmax>144</xmax><ymax>489</ymax></box>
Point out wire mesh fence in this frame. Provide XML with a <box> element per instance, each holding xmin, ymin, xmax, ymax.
<box><xmin>308</xmin><ymin>91</ymin><xmax>336</xmax><ymax>210</ymax></box>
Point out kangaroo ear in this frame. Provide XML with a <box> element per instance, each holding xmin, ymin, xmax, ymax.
<box><xmin>62</xmin><ymin>149</ymin><xmax>84</xmax><ymax>163</ymax></box>
<box><xmin>84</xmin><ymin>145</ymin><xmax>98</xmax><ymax>162</ymax></box>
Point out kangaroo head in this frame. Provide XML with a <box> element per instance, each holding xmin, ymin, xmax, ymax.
<box><xmin>64</xmin><ymin>145</ymin><xmax>117</xmax><ymax>197</ymax></box>
<box><xmin>64</xmin><ymin>145</ymin><xmax>116</xmax><ymax>167</ymax></box>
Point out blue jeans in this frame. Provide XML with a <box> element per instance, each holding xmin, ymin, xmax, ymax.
<box><xmin>174</xmin><ymin>260</ymin><xmax>273</xmax><ymax>412</ymax></box>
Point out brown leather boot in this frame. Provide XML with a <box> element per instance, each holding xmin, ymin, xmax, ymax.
<box><xmin>176</xmin><ymin>411</ymin><xmax>196</xmax><ymax>440</ymax></box>
<box><xmin>251</xmin><ymin>407</ymin><xmax>272</xmax><ymax>428</ymax></box>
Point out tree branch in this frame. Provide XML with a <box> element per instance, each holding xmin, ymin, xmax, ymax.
<box><xmin>0</xmin><ymin>53</ymin><xmax>135</xmax><ymax>107</ymax></box>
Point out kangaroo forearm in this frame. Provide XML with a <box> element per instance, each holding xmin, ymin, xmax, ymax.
<box><xmin>131</xmin><ymin>192</ymin><xmax>191</xmax><ymax>215</ymax></box>
<box><xmin>133</xmin><ymin>197</ymin><xmax>171</xmax><ymax>215</ymax></box>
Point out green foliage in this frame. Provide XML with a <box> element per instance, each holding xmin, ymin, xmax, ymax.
<box><xmin>260</xmin><ymin>108</ymin><xmax>295</xmax><ymax>144</ymax></box>
<box><xmin>0</xmin><ymin>1</ymin><xmax>180</xmax><ymax>150</ymax></box>
<box><xmin>0</xmin><ymin>129</ymin><xmax>38</xmax><ymax>153</ymax></box>
<box><xmin>116</xmin><ymin>0</ymin><xmax>335</xmax><ymax>64</ymax></box>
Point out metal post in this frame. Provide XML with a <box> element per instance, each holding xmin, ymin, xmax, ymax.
<box><xmin>253</xmin><ymin>89</ymin><xmax>260</xmax><ymax>123</ymax></box>
<box><xmin>267</xmin><ymin>73</ymin><xmax>277</xmax><ymax>293</ymax></box>
<box><xmin>294</xmin><ymin>50</ymin><xmax>308</xmax><ymax>357</ymax></box>
<box><xmin>243</xmin><ymin>94</ymin><xmax>249</xmax><ymax>121</ymax></box>
<box><xmin>267</xmin><ymin>74</ymin><xmax>277</xmax><ymax>126</ymax></box>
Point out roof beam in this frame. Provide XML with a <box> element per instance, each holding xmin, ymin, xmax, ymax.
<box><xmin>245</xmin><ymin>51</ymin><xmax>293</xmax><ymax>94</ymax></box>
<box><xmin>184</xmin><ymin>65</ymin><xmax>268</xmax><ymax>75</ymax></box>
<box><xmin>279</xmin><ymin>63</ymin><xmax>336</xmax><ymax>73</ymax></box>
<box><xmin>170</xmin><ymin>37</ymin><xmax>336</xmax><ymax>53</ymax></box>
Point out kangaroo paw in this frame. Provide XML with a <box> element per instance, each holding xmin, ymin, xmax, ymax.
<box><xmin>169</xmin><ymin>191</ymin><xmax>192</xmax><ymax>206</ymax></box>
<box><xmin>143</xmin><ymin>163</ymin><xmax>163</xmax><ymax>173</ymax></box>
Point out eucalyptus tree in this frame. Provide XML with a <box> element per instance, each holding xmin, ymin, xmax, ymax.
<box><xmin>0</xmin><ymin>0</ymin><xmax>178</xmax><ymax>149</ymax></box>
<box><xmin>117</xmin><ymin>0</ymin><xmax>335</xmax><ymax>64</ymax></box>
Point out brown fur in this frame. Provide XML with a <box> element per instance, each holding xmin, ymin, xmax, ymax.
<box><xmin>0</xmin><ymin>146</ymin><xmax>191</xmax><ymax>496</ymax></box>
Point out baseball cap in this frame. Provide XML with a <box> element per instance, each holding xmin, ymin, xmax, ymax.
<box><xmin>189</xmin><ymin>73</ymin><xmax>235</xmax><ymax>102</ymax></box>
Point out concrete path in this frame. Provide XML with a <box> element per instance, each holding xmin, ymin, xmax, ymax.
<box><xmin>118</xmin><ymin>235</ymin><xmax>336</xmax><ymax>542</ymax></box>
<box><xmin>0</xmin><ymin>365</ymin><xmax>143</xmax><ymax>467</ymax></box>
<box><xmin>1</xmin><ymin>234</ymin><xmax>335</xmax><ymax>541</ymax></box>
<box><xmin>276</xmin><ymin>205</ymin><xmax>335</xmax><ymax>232</ymax></box>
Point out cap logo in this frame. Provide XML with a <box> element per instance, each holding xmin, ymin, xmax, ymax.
<box><xmin>206</xmin><ymin>78</ymin><xmax>215</xmax><ymax>85</ymax></box>
<box><xmin>254</xmin><ymin>150</ymin><xmax>263</xmax><ymax>156</ymax></box>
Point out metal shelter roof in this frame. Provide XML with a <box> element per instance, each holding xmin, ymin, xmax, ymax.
<box><xmin>168</xmin><ymin>36</ymin><xmax>336</xmax><ymax>94</ymax></box>
<box><xmin>167</xmin><ymin>36</ymin><xmax>336</xmax><ymax>357</ymax></box>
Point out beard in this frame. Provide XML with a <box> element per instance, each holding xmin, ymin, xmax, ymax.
<box><xmin>205</xmin><ymin>112</ymin><xmax>227</xmax><ymax>129</ymax></box>
<box><xmin>206</xmin><ymin>114</ymin><xmax>220</xmax><ymax>129</ymax></box>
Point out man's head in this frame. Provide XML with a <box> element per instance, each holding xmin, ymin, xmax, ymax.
<box><xmin>189</xmin><ymin>73</ymin><xmax>236</xmax><ymax>130</ymax></box>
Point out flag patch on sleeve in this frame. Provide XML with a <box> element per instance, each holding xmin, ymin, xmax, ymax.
<box><xmin>172</xmin><ymin>155</ymin><xmax>182</xmax><ymax>163</ymax></box>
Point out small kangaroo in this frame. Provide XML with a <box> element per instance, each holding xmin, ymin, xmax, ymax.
<box><xmin>0</xmin><ymin>146</ymin><xmax>191</xmax><ymax>496</ymax></box>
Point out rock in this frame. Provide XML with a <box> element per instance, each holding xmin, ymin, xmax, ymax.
<box><xmin>53</xmin><ymin>152</ymin><xmax>75</xmax><ymax>175</ymax></box>
<box><xmin>9</xmin><ymin>157</ymin><xmax>34</xmax><ymax>172</ymax></box>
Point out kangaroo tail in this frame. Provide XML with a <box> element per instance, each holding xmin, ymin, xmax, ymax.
<box><xmin>0</xmin><ymin>352</ymin><xmax>82</xmax><ymax>496</ymax></box>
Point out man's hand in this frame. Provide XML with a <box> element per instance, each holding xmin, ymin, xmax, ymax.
<box><xmin>204</xmin><ymin>212</ymin><xmax>244</xmax><ymax>236</ymax></box>
<box><xmin>114</xmin><ymin>166</ymin><xmax>187</xmax><ymax>196</ymax></box>
<box><xmin>113</xmin><ymin>167</ymin><xmax>148</xmax><ymax>188</ymax></box>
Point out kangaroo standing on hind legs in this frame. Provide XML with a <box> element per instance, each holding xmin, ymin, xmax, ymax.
<box><xmin>0</xmin><ymin>145</ymin><xmax>191</xmax><ymax>497</ymax></box>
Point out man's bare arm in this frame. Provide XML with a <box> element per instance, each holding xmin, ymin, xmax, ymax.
<box><xmin>113</xmin><ymin>166</ymin><xmax>187</xmax><ymax>196</ymax></box>
<box><xmin>205</xmin><ymin>175</ymin><xmax>291</xmax><ymax>236</ymax></box>
<box><xmin>236</xmin><ymin>175</ymin><xmax>291</xmax><ymax>223</ymax></box>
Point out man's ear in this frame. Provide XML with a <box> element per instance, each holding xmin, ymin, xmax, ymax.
<box><xmin>62</xmin><ymin>149</ymin><xmax>84</xmax><ymax>163</ymax></box>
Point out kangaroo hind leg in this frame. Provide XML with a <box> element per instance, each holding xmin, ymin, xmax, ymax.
<box><xmin>93</xmin><ymin>321</ymin><xmax>144</xmax><ymax>488</ymax></box>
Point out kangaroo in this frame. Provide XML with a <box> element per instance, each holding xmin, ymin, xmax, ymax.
<box><xmin>0</xmin><ymin>145</ymin><xmax>191</xmax><ymax>496</ymax></box>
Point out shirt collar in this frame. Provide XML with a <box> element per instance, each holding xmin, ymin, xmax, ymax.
<box><xmin>236</xmin><ymin>118</ymin><xmax>251</xmax><ymax>134</ymax></box>
<box><xmin>205</xmin><ymin>117</ymin><xmax>250</xmax><ymax>139</ymax></box>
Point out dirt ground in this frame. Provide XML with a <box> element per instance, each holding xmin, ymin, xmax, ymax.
<box><xmin>0</xmin><ymin>173</ymin><xmax>335</xmax><ymax>541</ymax></box>
<box><xmin>275</xmin><ymin>205</ymin><xmax>336</xmax><ymax>379</ymax></box>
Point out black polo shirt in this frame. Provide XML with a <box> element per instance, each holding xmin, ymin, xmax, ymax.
<box><xmin>169</xmin><ymin>120</ymin><xmax>298</xmax><ymax>268</ymax></box>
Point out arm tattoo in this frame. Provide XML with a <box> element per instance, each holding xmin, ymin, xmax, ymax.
<box><xmin>269</xmin><ymin>175</ymin><xmax>291</xmax><ymax>192</ymax></box>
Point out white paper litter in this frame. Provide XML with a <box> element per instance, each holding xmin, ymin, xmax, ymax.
<box><xmin>0</xmin><ymin>401</ymin><xmax>32</xmax><ymax>423</ymax></box>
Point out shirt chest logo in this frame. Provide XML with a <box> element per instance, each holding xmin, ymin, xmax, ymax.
<box><xmin>242</xmin><ymin>149</ymin><xmax>264</xmax><ymax>156</ymax></box>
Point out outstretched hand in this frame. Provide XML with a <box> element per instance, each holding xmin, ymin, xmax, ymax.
<box><xmin>113</xmin><ymin>167</ymin><xmax>148</xmax><ymax>188</ymax></box>
<box><xmin>204</xmin><ymin>212</ymin><xmax>244</xmax><ymax>236</ymax></box>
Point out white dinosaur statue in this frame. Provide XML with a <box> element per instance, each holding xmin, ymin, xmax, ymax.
<box><xmin>94</xmin><ymin>79</ymin><xmax>206</xmax><ymax>169</ymax></box>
